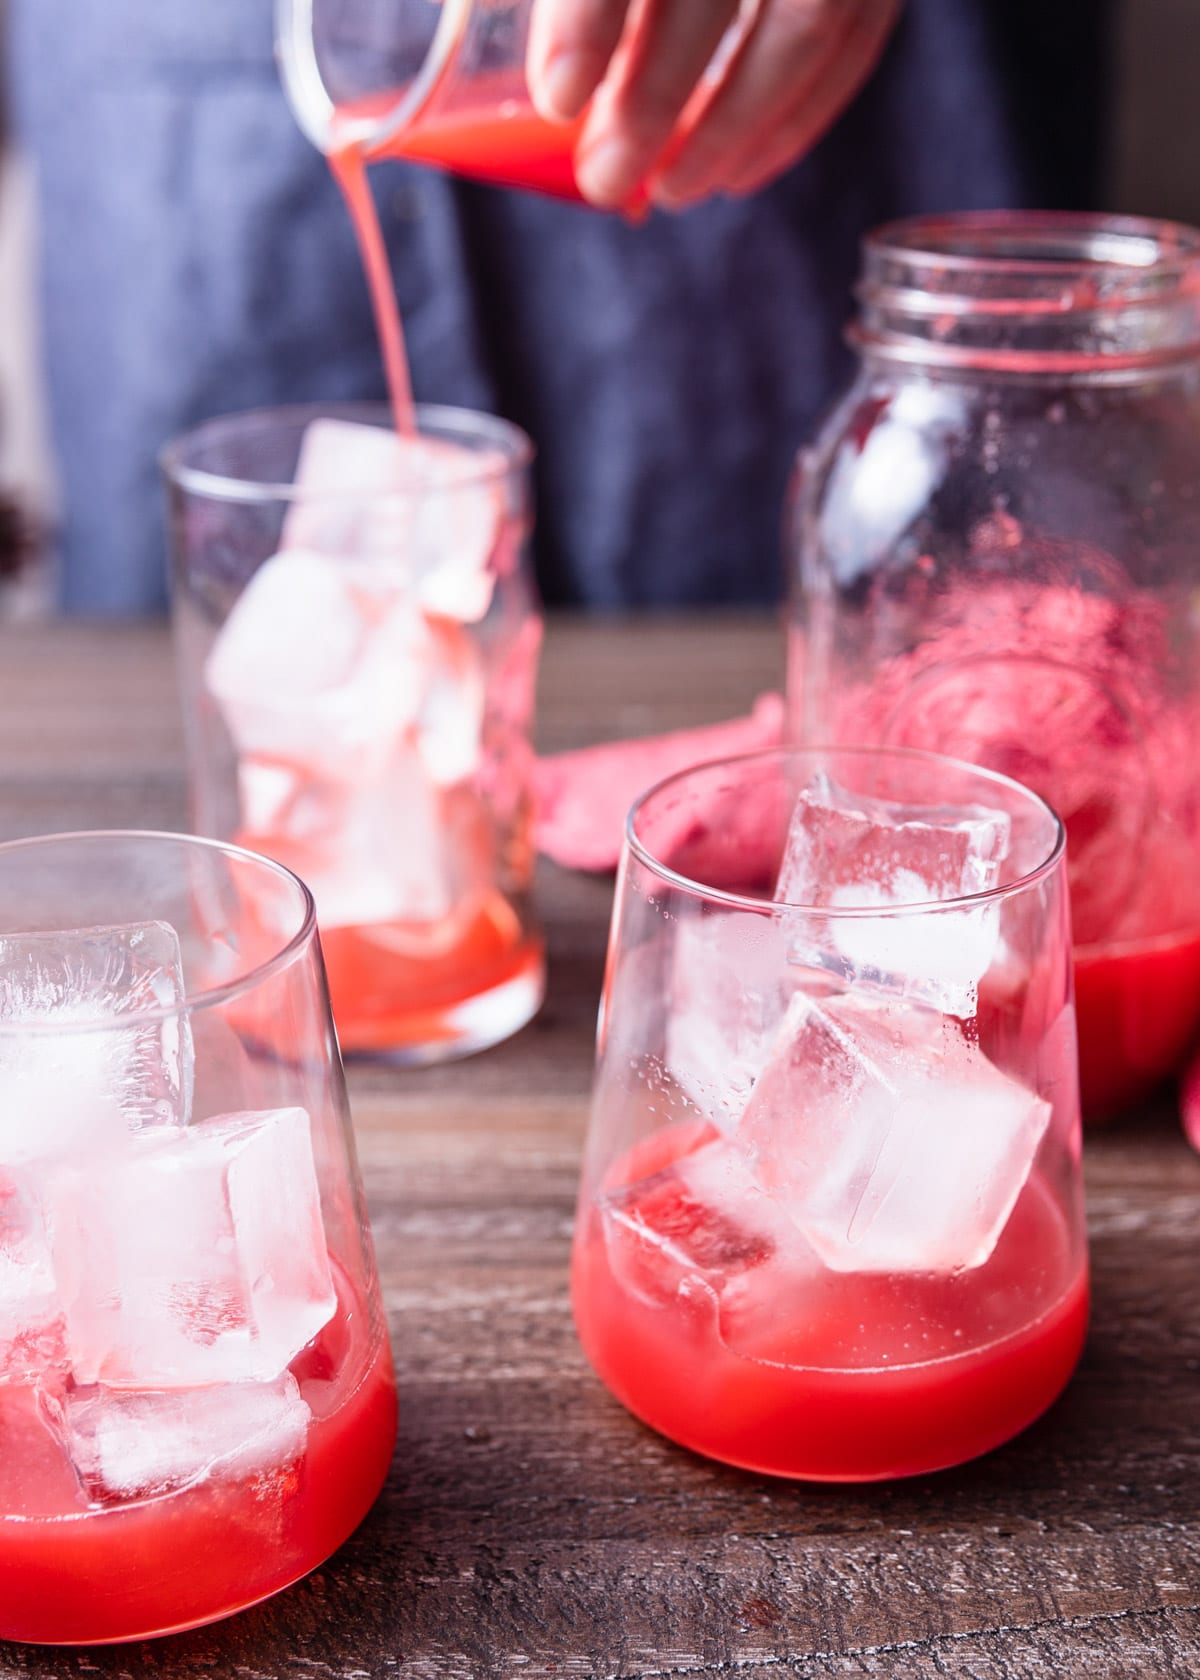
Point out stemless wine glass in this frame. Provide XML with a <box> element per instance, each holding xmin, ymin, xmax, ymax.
<box><xmin>164</xmin><ymin>403</ymin><xmax>545</xmax><ymax>1064</ymax></box>
<box><xmin>572</xmin><ymin>747</ymin><xmax>1088</xmax><ymax>1482</ymax></box>
<box><xmin>0</xmin><ymin>832</ymin><xmax>396</xmax><ymax>1644</ymax></box>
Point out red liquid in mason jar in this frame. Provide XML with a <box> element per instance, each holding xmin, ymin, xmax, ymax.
<box><xmin>820</xmin><ymin>562</ymin><xmax>1200</xmax><ymax>1117</ymax></box>
<box><xmin>1073</xmin><ymin>929</ymin><xmax>1200</xmax><ymax>1117</ymax></box>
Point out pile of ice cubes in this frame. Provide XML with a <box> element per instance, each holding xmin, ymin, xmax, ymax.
<box><xmin>0</xmin><ymin>921</ymin><xmax>336</xmax><ymax>1506</ymax></box>
<box><xmin>206</xmin><ymin>418</ymin><xmax>506</xmax><ymax>934</ymax></box>
<box><xmin>604</xmin><ymin>771</ymin><xmax>1053</xmax><ymax>1337</ymax></box>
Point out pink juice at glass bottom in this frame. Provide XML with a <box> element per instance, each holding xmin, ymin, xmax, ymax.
<box><xmin>0</xmin><ymin>1259</ymin><xmax>396</xmax><ymax>1646</ymax></box>
<box><xmin>573</xmin><ymin>1122</ymin><xmax>1088</xmax><ymax>1482</ymax></box>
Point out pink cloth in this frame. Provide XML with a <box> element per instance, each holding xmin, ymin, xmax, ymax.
<box><xmin>534</xmin><ymin>693</ymin><xmax>786</xmax><ymax>872</ymax></box>
<box><xmin>1182</xmin><ymin>1051</ymin><xmax>1200</xmax><ymax>1155</ymax></box>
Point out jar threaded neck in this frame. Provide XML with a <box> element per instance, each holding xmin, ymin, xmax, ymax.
<box><xmin>855</xmin><ymin>212</ymin><xmax>1200</xmax><ymax>373</ymax></box>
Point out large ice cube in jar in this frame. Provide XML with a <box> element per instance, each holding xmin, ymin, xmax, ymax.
<box><xmin>281</xmin><ymin>419</ymin><xmax>504</xmax><ymax>623</ymax></box>
<box><xmin>0</xmin><ymin>921</ymin><xmax>193</xmax><ymax>1164</ymax></box>
<box><xmin>58</xmin><ymin>1373</ymin><xmax>310</xmax><ymax>1505</ymax></box>
<box><xmin>775</xmin><ymin>772</ymin><xmax>1011</xmax><ymax>1016</ymax></box>
<box><xmin>737</xmin><ymin>990</ymin><xmax>1051</xmax><ymax>1274</ymax></box>
<box><xmin>55</xmin><ymin>1107</ymin><xmax>335</xmax><ymax>1388</ymax></box>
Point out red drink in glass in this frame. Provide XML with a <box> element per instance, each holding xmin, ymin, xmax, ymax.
<box><xmin>166</xmin><ymin>407</ymin><xmax>545</xmax><ymax>1066</ymax></box>
<box><xmin>0</xmin><ymin>834</ymin><xmax>397</xmax><ymax>1643</ymax></box>
<box><xmin>787</xmin><ymin>216</ymin><xmax>1200</xmax><ymax>1120</ymax></box>
<box><xmin>315</xmin><ymin>899</ymin><xmax>544</xmax><ymax>1056</ymax></box>
<box><xmin>0</xmin><ymin>1267</ymin><xmax>396</xmax><ymax>1645</ymax></box>
<box><xmin>572</xmin><ymin>748</ymin><xmax>1088</xmax><ymax>1480</ymax></box>
<box><xmin>573</xmin><ymin>1123</ymin><xmax>1088</xmax><ymax>1482</ymax></box>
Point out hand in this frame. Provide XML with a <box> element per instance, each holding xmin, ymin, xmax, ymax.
<box><xmin>526</xmin><ymin>0</ymin><xmax>903</xmax><ymax>211</ymax></box>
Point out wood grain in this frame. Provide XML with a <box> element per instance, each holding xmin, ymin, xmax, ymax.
<box><xmin>0</xmin><ymin>619</ymin><xmax>1195</xmax><ymax>1680</ymax></box>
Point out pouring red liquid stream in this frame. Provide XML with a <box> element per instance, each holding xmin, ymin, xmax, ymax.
<box><xmin>329</xmin><ymin>145</ymin><xmax>417</xmax><ymax>432</ymax></box>
<box><xmin>328</xmin><ymin>70</ymin><xmax>652</xmax><ymax>432</ymax></box>
<box><xmin>329</xmin><ymin>106</ymin><xmax>592</xmax><ymax>432</ymax></box>
<box><xmin>328</xmin><ymin>88</ymin><xmax>597</xmax><ymax>433</ymax></box>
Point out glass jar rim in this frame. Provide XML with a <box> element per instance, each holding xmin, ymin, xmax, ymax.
<box><xmin>160</xmin><ymin>401</ymin><xmax>535</xmax><ymax>507</ymax></box>
<box><xmin>854</xmin><ymin>211</ymin><xmax>1200</xmax><ymax>373</ymax></box>
<box><xmin>0</xmin><ymin>830</ymin><xmax>318</xmax><ymax>1035</ymax></box>
<box><xmin>625</xmin><ymin>744</ymin><xmax>1066</xmax><ymax>917</ymax></box>
<box><xmin>864</xmin><ymin>210</ymin><xmax>1200</xmax><ymax>290</ymax></box>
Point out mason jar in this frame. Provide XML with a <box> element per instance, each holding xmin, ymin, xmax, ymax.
<box><xmin>788</xmin><ymin>212</ymin><xmax>1200</xmax><ymax>1119</ymax></box>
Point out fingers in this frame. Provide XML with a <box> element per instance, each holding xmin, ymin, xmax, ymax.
<box><xmin>650</xmin><ymin>0</ymin><xmax>901</xmax><ymax>208</ymax></box>
<box><xmin>574</xmin><ymin>0</ymin><xmax>743</xmax><ymax>208</ymax></box>
<box><xmin>720</xmin><ymin>0</ymin><xmax>901</xmax><ymax>194</ymax></box>
<box><xmin>527</xmin><ymin>0</ymin><xmax>634</xmax><ymax>124</ymax></box>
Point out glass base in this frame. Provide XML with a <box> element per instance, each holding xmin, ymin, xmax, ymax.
<box><xmin>0</xmin><ymin>1327</ymin><xmax>397</xmax><ymax>1645</ymax></box>
<box><xmin>336</xmin><ymin>941</ymin><xmax>546</xmax><ymax>1066</ymax></box>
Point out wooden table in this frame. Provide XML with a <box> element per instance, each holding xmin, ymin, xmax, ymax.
<box><xmin>0</xmin><ymin>618</ymin><xmax>1197</xmax><ymax>1680</ymax></box>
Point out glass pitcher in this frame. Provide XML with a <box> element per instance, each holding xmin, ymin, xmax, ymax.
<box><xmin>277</xmin><ymin>0</ymin><xmax>592</xmax><ymax>198</ymax></box>
<box><xmin>788</xmin><ymin>211</ymin><xmax>1200</xmax><ymax>1120</ymax></box>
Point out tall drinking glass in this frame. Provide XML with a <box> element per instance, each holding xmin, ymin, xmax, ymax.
<box><xmin>572</xmin><ymin>748</ymin><xmax>1088</xmax><ymax>1481</ymax></box>
<box><xmin>0</xmin><ymin>832</ymin><xmax>396</xmax><ymax>1644</ymax></box>
<box><xmin>164</xmin><ymin>403</ymin><xmax>544</xmax><ymax>1063</ymax></box>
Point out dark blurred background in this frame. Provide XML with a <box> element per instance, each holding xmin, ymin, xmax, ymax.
<box><xmin>0</xmin><ymin>0</ymin><xmax>1196</xmax><ymax>616</ymax></box>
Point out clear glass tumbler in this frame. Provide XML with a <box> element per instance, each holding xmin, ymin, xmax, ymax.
<box><xmin>0</xmin><ymin>831</ymin><xmax>396</xmax><ymax>1644</ymax></box>
<box><xmin>572</xmin><ymin>747</ymin><xmax>1088</xmax><ymax>1482</ymax></box>
<box><xmin>277</xmin><ymin>0</ymin><xmax>590</xmax><ymax>197</ymax></box>
<box><xmin>788</xmin><ymin>212</ymin><xmax>1200</xmax><ymax>1119</ymax></box>
<box><xmin>164</xmin><ymin>402</ymin><xmax>544</xmax><ymax>1064</ymax></box>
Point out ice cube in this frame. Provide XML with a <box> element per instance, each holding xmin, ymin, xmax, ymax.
<box><xmin>282</xmin><ymin>419</ymin><xmax>503</xmax><ymax>623</ymax></box>
<box><xmin>205</xmin><ymin>549</ymin><xmax>431</xmax><ymax>783</ymax></box>
<box><xmin>665</xmin><ymin>908</ymin><xmax>794</xmax><ymax>1134</ymax></box>
<box><xmin>58</xmin><ymin>1373</ymin><xmax>310</xmax><ymax>1504</ymax></box>
<box><xmin>284</xmin><ymin>416</ymin><xmax>411</xmax><ymax>545</ymax></box>
<box><xmin>598</xmin><ymin>1129</ymin><xmax>823</xmax><ymax>1367</ymax></box>
<box><xmin>775</xmin><ymin>772</ymin><xmax>1011</xmax><ymax>1016</ymax></box>
<box><xmin>237</xmin><ymin>757</ymin><xmax>300</xmax><ymax>835</ymax></box>
<box><xmin>349</xmin><ymin>780</ymin><xmax>497</xmax><ymax>955</ymax></box>
<box><xmin>0</xmin><ymin>1381</ymin><xmax>89</xmax><ymax>1515</ymax></box>
<box><xmin>599</xmin><ymin>1133</ymin><xmax>782</xmax><ymax>1313</ymax></box>
<box><xmin>414</xmin><ymin>619</ymin><xmax>485</xmax><ymax>787</ymax></box>
<box><xmin>55</xmin><ymin>1107</ymin><xmax>336</xmax><ymax>1388</ymax></box>
<box><xmin>0</xmin><ymin>921</ymin><xmax>193</xmax><ymax>1163</ymax></box>
<box><xmin>0</xmin><ymin>1173</ymin><xmax>64</xmax><ymax>1381</ymax></box>
<box><xmin>260</xmin><ymin>745</ymin><xmax>460</xmax><ymax>931</ymax></box>
<box><xmin>737</xmin><ymin>990</ymin><xmax>1051</xmax><ymax>1274</ymax></box>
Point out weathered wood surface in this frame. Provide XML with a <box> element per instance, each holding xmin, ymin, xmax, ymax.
<box><xmin>0</xmin><ymin>618</ymin><xmax>1197</xmax><ymax>1680</ymax></box>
